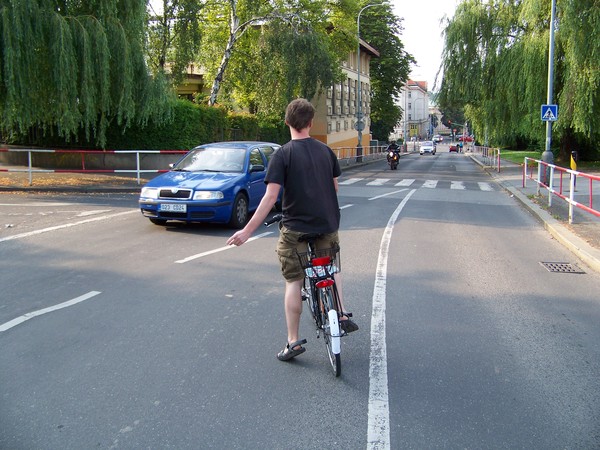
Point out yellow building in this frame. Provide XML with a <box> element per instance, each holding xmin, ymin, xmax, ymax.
<box><xmin>311</xmin><ymin>39</ymin><xmax>379</xmax><ymax>151</ymax></box>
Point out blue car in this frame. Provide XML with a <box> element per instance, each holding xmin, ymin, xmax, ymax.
<box><xmin>139</xmin><ymin>141</ymin><xmax>281</xmax><ymax>228</ymax></box>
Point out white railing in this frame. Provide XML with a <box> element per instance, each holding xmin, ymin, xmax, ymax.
<box><xmin>471</xmin><ymin>146</ymin><xmax>501</xmax><ymax>172</ymax></box>
<box><xmin>524</xmin><ymin>157</ymin><xmax>600</xmax><ymax>223</ymax></box>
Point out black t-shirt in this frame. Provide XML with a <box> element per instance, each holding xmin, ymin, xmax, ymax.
<box><xmin>265</xmin><ymin>137</ymin><xmax>341</xmax><ymax>233</ymax></box>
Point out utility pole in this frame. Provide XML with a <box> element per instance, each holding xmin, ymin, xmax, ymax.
<box><xmin>542</xmin><ymin>0</ymin><xmax>557</xmax><ymax>169</ymax></box>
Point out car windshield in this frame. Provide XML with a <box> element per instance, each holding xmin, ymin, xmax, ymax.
<box><xmin>423</xmin><ymin>141</ymin><xmax>433</xmax><ymax>146</ymax></box>
<box><xmin>173</xmin><ymin>147</ymin><xmax>246</xmax><ymax>172</ymax></box>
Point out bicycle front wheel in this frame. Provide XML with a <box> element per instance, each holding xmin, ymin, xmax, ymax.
<box><xmin>319</xmin><ymin>286</ymin><xmax>341</xmax><ymax>377</ymax></box>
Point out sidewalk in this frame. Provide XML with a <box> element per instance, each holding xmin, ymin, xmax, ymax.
<box><xmin>468</xmin><ymin>152</ymin><xmax>600</xmax><ymax>274</ymax></box>
<box><xmin>2</xmin><ymin>155</ymin><xmax>600</xmax><ymax>273</ymax></box>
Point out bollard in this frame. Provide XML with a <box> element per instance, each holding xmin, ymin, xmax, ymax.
<box><xmin>571</xmin><ymin>150</ymin><xmax>578</xmax><ymax>190</ymax></box>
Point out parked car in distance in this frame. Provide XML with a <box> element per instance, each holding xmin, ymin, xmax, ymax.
<box><xmin>419</xmin><ymin>140</ymin><xmax>436</xmax><ymax>155</ymax></box>
<box><xmin>449</xmin><ymin>143</ymin><xmax>459</xmax><ymax>153</ymax></box>
<box><xmin>139</xmin><ymin>141</ymin><xmax>280</xmax><ymax>228</ymax></box>
<box><xmin>458</xmin><ymin>135</ymin><xmax>474</xmax><ymax>142</ymax></box>
<box><xmin>433</xmin><ymin>135</ymin><xmax>444</xmax><ymax>143</ymax></box>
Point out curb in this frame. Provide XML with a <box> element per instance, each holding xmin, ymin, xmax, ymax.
<box><xmin>469</xmin><ymin>154</ymin><xmax>600</xmax><ymax>274</ymax></box>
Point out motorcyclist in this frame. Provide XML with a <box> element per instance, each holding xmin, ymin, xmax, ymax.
<box><xmin>386</xmin><ymin>141</ymin><xmax>401</xmax><ymax>169</ymax></box>
<box><xmin>386</xmin><ymin>141</ymin><xmax>400</xmax><ymax>153</ymax></box>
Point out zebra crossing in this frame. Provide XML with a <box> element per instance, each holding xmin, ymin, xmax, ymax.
<box><xmin>339</xmin><ymin>177</ymin><xmax>496</xmax><ymax>191</ymax></box>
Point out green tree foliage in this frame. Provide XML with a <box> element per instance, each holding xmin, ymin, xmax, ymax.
<box><xmin>438</xmin><ymin>0</ymin><xmax>599</xmax><ymax>160</ymax></box>
<box><xmin>197</xmin><ymin>0</ymin><xmax>356</xmax><ymax>109</ymax></box>
<box><xmin>359</xmin><ymin>2</ymin><xmax>414</xmax><ymax>142</ymax></box>
<box><xmin>0</xmin><ymin>0</ymin><xmax>173</xmax><ymax>147</ymax></box>
<box><xmin>146</xmin><ymin>0</ymin><xmax>203</xmax><ymax>86</ymax></box>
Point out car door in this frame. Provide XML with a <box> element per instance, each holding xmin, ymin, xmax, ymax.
<box><xmin>246</xmin><ymin>147</ymin><xmax>267</xmax><ymax>211</ymax></box>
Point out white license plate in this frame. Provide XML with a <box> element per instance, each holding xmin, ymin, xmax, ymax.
<box><xmin>159</xmin><ymin>203</ymin><xmax>187</xmax><ymax>212</ymax></box>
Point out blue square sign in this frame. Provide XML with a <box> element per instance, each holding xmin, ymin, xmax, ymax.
<box><xmin>541</xmin><ymin>104</ymin><xmax>558</xmax><ymax>121</ymax></box>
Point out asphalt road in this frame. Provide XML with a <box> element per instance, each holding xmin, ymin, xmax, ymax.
<box><xmin>1</xmin><ymin>149</ymin><xmax>599</xmax><ymax>449</ymax></box>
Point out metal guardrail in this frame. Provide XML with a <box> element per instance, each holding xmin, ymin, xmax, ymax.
<box><xmin>0</xmin><ymin>148</ymin><xmax>186</xmax><ymax>185</ymax></box>
<box><xmin>471</xmin><ymin>145</ymin><xmax>501</xmax><ymax>172</ymax></box>
<box><xmin>523</xmin><ymin>157</ymin><xmax>600</xmax><ymax>223</ymax></box>
<box><xmin>0</xmin><ymin>145</ymin><xmax>392</xmax><ymax>186</ymax></box>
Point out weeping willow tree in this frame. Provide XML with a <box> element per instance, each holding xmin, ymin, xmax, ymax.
<box><xmin>0</xmin><ymin>0</ymin><xmax>173</xmax><ymax>148</ymax></box>
<box><xmin>438</xmin><ymin>0</ymin><xmax>600</xmax><ymax>160</ymax></box>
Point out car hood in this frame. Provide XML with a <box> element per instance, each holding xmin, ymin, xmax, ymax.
<box><xmin>144</xmin><ymin>170</ymin><xmax>244</xmax><ymax>190</ymax></box>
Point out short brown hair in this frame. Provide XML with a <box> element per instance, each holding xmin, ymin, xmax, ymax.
<box><xmin>285</xmin><ymin>98</ymin><xmax>315</xmax><ymax>132</ymax></box>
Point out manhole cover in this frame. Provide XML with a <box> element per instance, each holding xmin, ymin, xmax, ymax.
<box><xmin>540</xmin><ymin>262</ymin><xmax>585</xmax><ymax>274</ymax></box>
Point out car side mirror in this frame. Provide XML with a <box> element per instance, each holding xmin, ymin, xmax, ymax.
<box><xmin>250</xmin><ymin>164</ymin><xmax>265</xmax><ymax>173</ymax></box>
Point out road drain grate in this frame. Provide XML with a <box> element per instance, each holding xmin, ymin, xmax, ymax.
<box><xmin>540</xmin><ymin>262</ymin><xmax>585</xmax><ymax>274</ymax></box>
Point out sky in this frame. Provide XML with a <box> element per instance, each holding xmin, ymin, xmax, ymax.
<box><xmin>390</xmin><ymin>0</ymin><xmax>460</xmax><ymax>92</ymax></box>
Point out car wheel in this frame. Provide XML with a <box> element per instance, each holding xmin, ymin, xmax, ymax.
<box><xmin>149</xmin><ymin>218</ymin><xmax>167</xmax><ymax>226</ymax></box>
<box><xmin>228</xmin><ymin>193</ymin><xmax>249</xmax><ymax>229</ymax></box>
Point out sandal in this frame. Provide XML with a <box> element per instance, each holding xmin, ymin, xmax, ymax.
<box><xmin>277</xmin><ymin>339</ymin><xmax>307</xmax><ymax>361</ymax></box>
<box><xmin>339</xmin><ymin>312</ymin><xmax>359</xmax><ymax>333</ymax></box>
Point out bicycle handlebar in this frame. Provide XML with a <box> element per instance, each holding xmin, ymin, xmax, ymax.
<box><xmin>264</xmin><ymin>213</ymin><xmax>283</xmax><ymax>227</ymax></box>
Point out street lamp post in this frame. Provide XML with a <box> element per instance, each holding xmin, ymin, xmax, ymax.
<box><xmin>356</xmin><ymin>3</ymin><xmax>381</xmax><ymax>163</ymax></box>
<box><xmin>542</xmin><ymin>0</ymin><xmax>557</xmax><ymax>179</ymax></box>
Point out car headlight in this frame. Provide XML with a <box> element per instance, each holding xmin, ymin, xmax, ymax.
<box><xmin>140</xmin><ymin>187</ymin><xmax>159</xmax><ymax>199</ymax></box>
<box><xmin>193</xmin><ymin>191</ymin><xmax>224</xmax><ymax>200</ymax></box>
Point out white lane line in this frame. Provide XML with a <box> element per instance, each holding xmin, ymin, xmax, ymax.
<box><xmin>451</xmin><ymin>181</ymin><xmax>466</xmax><ymax>190</ymax></box>
<box><xmin>478</xmin><ymin>182</ymin><xmax>494</xmax><ymax>191</ymax></box>
<box><xmin>395</xmin><ymin>179</ymin><xmax>415</xmax><ymax>187</ymax></box>
<box><xmin>76</xmin><ymin>210</ymin><xmax>112</xmax><ymax>217</ymax></box>
<box><xmin>0</xmin><ymin>210</ymin><xmax>137</xmax><ymax>243</ymax></box>
<box><xmin>423</xmin><ymin>180</ymin><xmax>438</xmax><ymax>189</ymax></box>
<box><xmin>175</xmin><ymin>232</ymin><xmax>273</xmax><ymax>264</ymax></box>
<box><xmin>368</xmin><ymin>189</ymin><xmax>416</xmax><ymax>450</ymax></box>
<box><xmin>340</xmin><ymin>204</ymin><xmax>354</xmax><ymax>210</ymax></box>
<box><xmin>0</xmin><ymin>291</ymin><xmax>101</xmax><ymax>332</ymax></box>
<box><xmin>369</xmin><ymin>189</ymin><xmax>408</xmax><ymax>201</ymax></box>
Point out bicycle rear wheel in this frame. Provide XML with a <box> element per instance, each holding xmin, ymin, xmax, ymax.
<box><xmin>318</xmin><ymin>286</ymin><xmax>341</xmax><ymax>377</ymax></box>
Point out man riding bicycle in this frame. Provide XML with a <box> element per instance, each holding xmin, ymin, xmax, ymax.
<box><xmin>227</xmin><ymin>98</ymin><xmax>358</xmax><ymax>362</ymax></box>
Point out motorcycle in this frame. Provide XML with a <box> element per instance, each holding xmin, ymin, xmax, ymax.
<box><xmin>386</xmin><ymin>148</ymin><xmax>400</xmax><ymax>170</ymax></box>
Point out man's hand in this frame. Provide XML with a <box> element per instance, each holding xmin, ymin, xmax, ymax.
<box><xmin>227</xmin><ymin>229</ymin><xmax>251</xmax><ymax>246</ymax></box>
<box><xmin>225</xmin><ymin>182</ymin><xmax>281</xmax><ymax>247</ymax></box>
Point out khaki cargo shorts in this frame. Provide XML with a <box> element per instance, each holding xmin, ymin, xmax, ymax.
<box><xmin>276</xmin><ymin>225</ymin><xmax>340</xmax><ymax>282</ymax></box>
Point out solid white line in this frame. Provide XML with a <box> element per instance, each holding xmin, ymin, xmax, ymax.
<box><xmin>0</xmin><ymin>210</ymin><xmax>137</xmax><ymax>243</ymax></box>
<box><xmin>340</xmin><ymin>204</ymin><xmax>354</xmax><ymax>210</ymax></box>
<box><xmin>367</xmin><ymin>189</ymin><xmax>416</xmax><ymax>450</ymax></box>
<box><xmin>369</xmin><ymin>189</ymin><xmax>407</xmax><ymax>201</ymax></box>
<box><xmin>0</xmin><ymin>291</ymin><xmax>101</xmax><ymax>332</ymax></box>
<box><xmin>175</xmin><ymin>231</ymin><xmax>273</xmax><ymax>263</ymax></box>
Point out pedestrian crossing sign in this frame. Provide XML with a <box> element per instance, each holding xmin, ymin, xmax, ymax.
<box><xmin>541</xmin><ymin>104</ymin><xmax>558</xmax><ymax>121</ymax></box>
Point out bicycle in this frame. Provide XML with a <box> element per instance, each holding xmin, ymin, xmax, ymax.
<box><xmin>265</xmin><ymin>213</ymin><xmax>344</xmax><ymax>376</ymax></box>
